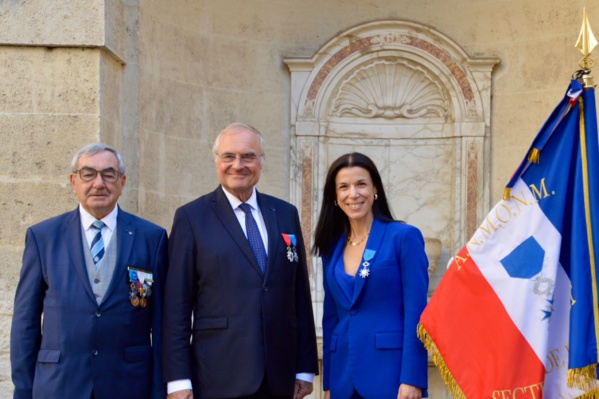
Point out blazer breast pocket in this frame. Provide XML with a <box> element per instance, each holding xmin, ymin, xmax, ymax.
<box><xmin>372</xmin><ymin>259</ymin><xmax>397</xmax><ymax>270</ymax></box>
<box><xmin>37</xmin><ymin>349</ymin><xmax>60</xmax><ymax>363</ymax></box>
<box><xmin>194</xmin><ymin>316</ymin><xmax>228</xmax><ymax>330</ymax></box>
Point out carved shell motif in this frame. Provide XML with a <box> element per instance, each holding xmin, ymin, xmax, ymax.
<box><xmin>330</xmin><ymin>60</ymin><xmax>448</xmax><ymax>119</ymax></box>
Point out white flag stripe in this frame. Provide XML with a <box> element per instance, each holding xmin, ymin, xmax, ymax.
<box><xmin>469</xmin><ymin>180</ymin><xmax>561</xmax><ymax>357</ymax></box>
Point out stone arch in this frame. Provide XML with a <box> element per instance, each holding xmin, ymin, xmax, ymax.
<box><xmin>284</xmin><ymin>18</ymin><xmax>499</xmax><ymax>323</ymax></box>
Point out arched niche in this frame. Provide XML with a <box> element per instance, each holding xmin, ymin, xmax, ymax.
<box><xmin>284</xmin><ymin>19</ymin><xmax>499</xmax><ymax>323</ymax></box>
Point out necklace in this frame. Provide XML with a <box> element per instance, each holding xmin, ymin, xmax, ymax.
<box><xmin>347</xmin><ymin>232</ymin><xmax>369</xmax><ymax>247</ymax></box>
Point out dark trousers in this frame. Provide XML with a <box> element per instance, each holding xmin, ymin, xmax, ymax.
<box><xmin>231</xmin><ymin>376</ymin><xmax>292</xmax><ymax>399</ymax></box>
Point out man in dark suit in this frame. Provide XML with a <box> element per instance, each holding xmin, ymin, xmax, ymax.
<box><xmin>10</xmin><ymin>143</ymin><xmax>167</xmax><ymax>399</ymax></box>
<box><xmin>163</xmin><ymin>123</ymin><xmax>318</xmax><ymax>399</ymax></box>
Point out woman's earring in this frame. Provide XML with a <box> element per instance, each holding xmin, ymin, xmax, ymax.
<box><xmin>334</xmin><ymin>200</ymin><xmax>338</xmax><ymax>206</ymax></box>
<box><xmin>374</xmin><ymin>193</ymin><xmax>378</xmax><ymax>200</ymax></box>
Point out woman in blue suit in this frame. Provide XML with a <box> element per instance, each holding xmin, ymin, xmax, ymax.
<box><xmin>313</xmin><ymin>153</ymin><xmax>429</xmax><ymax>399</ymax></box>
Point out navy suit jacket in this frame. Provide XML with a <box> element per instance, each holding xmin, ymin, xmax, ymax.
<box><xmin>322</xmin><ymin>218</ymin><xmax>429</xmax><ymax>398</ymax></box>
<box><xmin>10</xmin><ymin>207</ymin><xmax>167</xmax><ymax>399</ymax></box>
<box><xmin>163</xmin><ymin>186</ymin><xmax>318</xmax><ymax>398</ymax></box>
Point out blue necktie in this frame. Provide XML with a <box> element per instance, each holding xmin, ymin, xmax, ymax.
<box><xmin>239</xmin><ymin>203</ymin><xmax>267</xmax><ymax>274</ymax></box>
<box><xmin>90</xmin><ymin>220</ymin><xmax>106</xmax><ymax>268</ymax></box>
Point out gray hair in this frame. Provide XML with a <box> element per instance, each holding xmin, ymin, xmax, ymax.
<box><xmin>212</xmin><ymin>123</ymin><xmax>265</xmax><ymax>165</ymax></box>
<box><xmin>70</xmin><ymin>143</ymin><xmax>126</xmax><ymax>174</ymax></box>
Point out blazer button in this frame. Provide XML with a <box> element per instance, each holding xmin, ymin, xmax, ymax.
<box><xmin>92</xmin><ymin>350</ymin><xmax>98</xmax><ymax>356</ymax></box>
<box><xmin>95</xmin><ymin>311</ymin><xmax>101</xmax><ymax>318</ymax></box>
<box><xmin>263</xmin><ymin>287</ymin><xmax>268</xmax><ymax>292</ymax></box>
<box><xmin>350</xmin><ymin>309</ymin><xmax>357</xmax><ymax>316</ymax></box>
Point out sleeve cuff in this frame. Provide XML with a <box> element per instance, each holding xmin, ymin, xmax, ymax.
<box><xmin>296</xmin><ymin>373</ymin><xmax>315</xmax><ymax>383</ymax></box>
<box><xmin>167</xmin><ymin>379</ymin><xmax>193</xmax><ymax>394</ymax></box>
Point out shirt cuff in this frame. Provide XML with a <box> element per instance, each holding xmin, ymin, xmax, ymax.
<box><xmin>168</xmin><ymin>375</ymin><xmax>313</xmax><ymax>392</ymax></box>
<box><xmin>296</xmin><ymin>373</ymin><xmax>315</xmax><ymax>383</ymax></box>
<box><xmin>167</xmin><ymin>379</ymin><xmax>193</xmax><ymax>394</ymax></box>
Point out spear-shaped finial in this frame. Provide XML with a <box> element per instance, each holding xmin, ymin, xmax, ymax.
<box><xmin>576</xmin><ymin>8</ymin><xmax>597</xmax><ymax>87</ymax></box>
<box><xmin>576</xmin><ymin>8</ymin><xmax>597</xmax><ymax>66</ymax></box>
<box><xmin>576</xmin><ymin>8</ymin><xmax>597</xmax><ymax>59</ymax></box>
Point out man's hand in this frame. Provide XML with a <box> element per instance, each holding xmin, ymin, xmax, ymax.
<box><xmin>294</xmin><ymin>379</ymin><xmax>313</xmax><ymax>399</ymax></box>
<box><xmin>167</xmin><ymin>389</ymin><xmax>193</xmax><ymax>399</ymax></box>
<box><xmin>397</xmin><ymin>384</ymin><xmax>422</xmax><ymax>399</ymax></box>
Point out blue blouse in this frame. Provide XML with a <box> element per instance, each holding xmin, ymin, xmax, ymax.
<box><xmin>333</xmin><ymin>254</ymin><xmax>355</xmax><ymax>303</ymax></box>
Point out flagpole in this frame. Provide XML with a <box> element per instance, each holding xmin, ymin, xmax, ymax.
<box><xmin>570</xmin><ymin>8</ymin><xmax>599</xmax><ymax>395</ymax></box>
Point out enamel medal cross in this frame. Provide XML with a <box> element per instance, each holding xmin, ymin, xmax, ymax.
<box><xmin>359</xmin><ymin>249</ymin><xmax>376</xmax><ymax>278</ymax></box>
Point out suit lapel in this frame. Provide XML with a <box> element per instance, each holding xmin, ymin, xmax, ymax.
<box><xmin>326</xmin><ymin>234</ymin><xmax>352</xmax><ymax>307</ymax></box>
<box><xmin>351</xmin><ymin>218</ymin><xmax>387</xmax><ymax>306</ymax></box>
<box><xmin>63</xmin><ymin>209</ymin><xmax>97</xmax><ymax>303</ymax></box>
<box><xmin>101</xmin><ymin>207</ymin><xmax>134</xmax><ymax>305</ymax></box>
<box><xmin>212</xmin><ymin>187</ymin><xmax>264</xmax><ymax>277</ymax></box>
<box><xmin>257</xmin><ymin>193</ymin><xmax>279</xmax><ymax>280</ymax></box>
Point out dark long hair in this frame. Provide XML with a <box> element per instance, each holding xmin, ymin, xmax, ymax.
<box><xmin>312</xmin><ymin>152</ymin><xmax>395</xmax><ymax>257</ymax></box>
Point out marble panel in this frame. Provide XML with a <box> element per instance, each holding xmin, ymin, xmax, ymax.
<box><xmin>319</xmin><ymin>138</ymin><xmax>454</xmax><ymax>247</ymax></box>
<box><xmin>286</xmin><ymin>22</ymin><xmax>499</xmax><ymax>354</ymax></box>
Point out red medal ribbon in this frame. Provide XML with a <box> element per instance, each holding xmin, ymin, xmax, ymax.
<box><xmin>281</xmin><ymin>233</ymin><xmax>292</xmax><ymax>247</ymax></box>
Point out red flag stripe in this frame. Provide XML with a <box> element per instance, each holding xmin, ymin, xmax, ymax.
<box><xmin>420</xmin><ymin>247</ymin><xmax>545</xmax><ymax>398</ymax></box>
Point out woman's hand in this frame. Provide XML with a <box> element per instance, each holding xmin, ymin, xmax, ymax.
<box><xmin>397</xmin><ymin>384</ymin><xmax>422</xmax><ymax>399</ymax></box>
<box><xmin>324</xmin><ymin>390</ymin><xmax>330</xmax><ymax>399</ymax></box>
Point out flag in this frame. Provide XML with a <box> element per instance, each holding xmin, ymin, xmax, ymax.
<box><xmin>418</xmin><ymin>78</ymin><xmax>599</xmax><ymax>398</ymax></box>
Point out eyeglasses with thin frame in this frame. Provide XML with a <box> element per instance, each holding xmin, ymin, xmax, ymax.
<box><xmin>74</xmin><ymin>167</ymin><xmax>123</xmax><ymax>183</ymax></box>
<box><xmin>217</xmin><ymin>152</ymin><xmax>262</xmax><ymax>164</ymax></box>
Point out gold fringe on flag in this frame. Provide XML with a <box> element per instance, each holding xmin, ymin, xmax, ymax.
<box><xmin>417</xmin><ymin>323</ymin><xmax>467</xmax><ymax>399</ymax></box>
<box><xmin>528</xmin><ymin>148</ymin><xmax>541</xmax><ymax>164</ymax></box>
<box><xmin>568</xmin><ymin>364</ymin><xmax>599</xmax><ymax>394</ymax></box>
<box><xmin>574</xmin><ymin>388</ymin><xmax>599</xmax><ymax>399</ymax></box>
<box><xmin>503</xmin><ymin>187</ymin><xmax>511</xmax><ymax>201</ymax></box>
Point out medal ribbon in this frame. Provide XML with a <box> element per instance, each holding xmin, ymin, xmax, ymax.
<box><xmin>363</xmin><ymin>249</ymin><xmax>375</xmax><ymax>262</ymax></box>
<box><xmin>282</xmin><ymin>233</ymin><xmax>296</xmax><ymax>246</ymax></box>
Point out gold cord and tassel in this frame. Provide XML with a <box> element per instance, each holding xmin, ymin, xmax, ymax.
<box><xmin>503</xmin><ymin>187</ymin><xmax>511</xmax><ymax>201</ymax></box>
<box><xmin>528</xmin><ymin>148</ymin><xmax>541</xmax><ymax>164</ymax></box>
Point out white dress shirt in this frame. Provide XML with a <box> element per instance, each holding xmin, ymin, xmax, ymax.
<box><xmin>79</xmin><ymin>204</ymin><xmax>118</xmax><ymax>251</ymax></box>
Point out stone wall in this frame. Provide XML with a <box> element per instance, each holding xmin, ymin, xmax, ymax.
<box><xmin>0</xmin><ymin>0</ymin><xmax>133</xmax><ymax>395</ymax></box>
<box><xmin>0</xmin><ymin>0</ymin><xmax>596</xmax><ymax>397</ymax></box>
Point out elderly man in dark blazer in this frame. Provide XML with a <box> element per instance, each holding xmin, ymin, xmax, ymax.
<box><xmin>163</xmin><ymin>123</ymin><xmax>318</xmax><ymax>399</ymax></box>
<box><xmin>10</xmin><ymin>143</ymin><xmax>167</xmax><ymax>399</ymax></box>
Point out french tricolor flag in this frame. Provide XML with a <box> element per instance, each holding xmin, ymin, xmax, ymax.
<box><xmin>419</xmin><ymin>79</ymin><xmax>599</xmax><ymax>398</ymax></box>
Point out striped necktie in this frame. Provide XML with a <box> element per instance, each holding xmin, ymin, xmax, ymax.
<box><xmin>239</xmin><ymin>203</ymin><xmax>267</xmax><ymax>274</ymax></box>
<box><xmin>90</xmin><ymin>220</ymin><xmax>106</xmax><ymax>268</ymax></box>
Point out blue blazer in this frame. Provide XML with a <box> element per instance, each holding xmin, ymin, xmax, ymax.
<box><xmin>162</xmin><ymin>187</ymin><xmax>318</xmax><ymax>398</ymax></box>
<box><xmin>322</xmin><ymin>218</ymin><xmax>429</xmax><ymax>398</ymax></box>
<box><xmin>10</xmin><ymin>207</ymin><xmax>167</xmax><ymax>399</ymax></box>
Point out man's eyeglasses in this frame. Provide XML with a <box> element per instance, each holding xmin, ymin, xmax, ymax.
<box><xmin>74</xmin><ymin>167</ymin><xmax>123</xmax><ymax>183</ymax></box>
<box><xmin>217</xmin><ymin>153</ymin><xmax>261</xmax><ymax>164</ymax></box>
